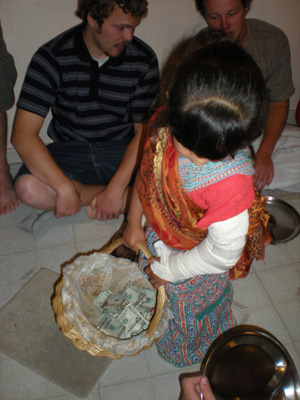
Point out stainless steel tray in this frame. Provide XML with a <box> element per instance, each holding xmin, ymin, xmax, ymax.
<box><xmin>200</xmin><ymin>325</ymin><xmax>300</xmax><ymax>400</ymax></box>
<box><xmin>265</xmin><ymin>197</ymin><xmax>300</xmax><ymax>244</ymax></box>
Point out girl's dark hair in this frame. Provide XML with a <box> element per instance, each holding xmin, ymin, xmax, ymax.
<box><xmin>153</xmin><ymin>37</ymin><xmax>267</xmax><ymax>160</ymax></box>
<box><xmin>195</xmin><ymin>0</ymin><xmax>252</xmax><ymax>16</ymax></box>
<box><xmin>76</xmin><ymin>0</ymin><xmax>148</xmax><ymax>26</ymax></box>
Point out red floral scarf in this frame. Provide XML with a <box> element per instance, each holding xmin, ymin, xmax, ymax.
<box><xmin>138</xmin><ymin>119</ymin><xmax>272</xmax><ymax>280</ymax></box>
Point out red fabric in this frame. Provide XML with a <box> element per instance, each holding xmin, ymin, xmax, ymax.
<box><xmin>189</xmin><ymin>174</ymin><xmax>255</xmax><ymax>229</ymax></box>
<box><xmin>138</xmin><ymin>109</ymin><xmax>272</xmax><ymax>280</ymax></box>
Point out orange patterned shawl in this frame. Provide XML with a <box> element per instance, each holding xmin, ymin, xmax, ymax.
<box><xmin>137</xmin><ymin>126</ymin><xmax>273</xmax><ymax>280</ymax></box>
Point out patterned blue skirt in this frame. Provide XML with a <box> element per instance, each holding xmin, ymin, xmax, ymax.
<box><xmin>139</xmin><ymin>226</ymin><xmax>237</xmax><ymax>368</ymax></box>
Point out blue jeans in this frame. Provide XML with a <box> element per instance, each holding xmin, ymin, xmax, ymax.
<box><xmin>15</xmin><ymin>140</ymin><xmax>131</xmax><ymax>185</ymax></box>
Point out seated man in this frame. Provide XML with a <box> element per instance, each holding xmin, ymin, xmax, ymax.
<box><xmin>12</xmin><ymin>0</ymin><xmax>159</xmax><ymax>220</ymax></box>
<box><xmin>194</xmin><ymin>0</ymin><xmax>300</xmax><ymax>192</ymax></box>
<box><xmin>0</xmin><ymin>22</ymin><xmax>18</xmax><ymax>215</ymax></box>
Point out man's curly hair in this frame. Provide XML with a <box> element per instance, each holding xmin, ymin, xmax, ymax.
<box><xmin>76</xmin><ymin>0</ymin><xmax>148</xmax><ymax>26</ymax></box>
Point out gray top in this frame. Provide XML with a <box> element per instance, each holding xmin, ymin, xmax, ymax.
<box><xmin>245</xmin><ymin>18</ymin><xmax>295</xmax><ymax>103</ymax></box>
<box><xmin>0</xmin><ymin>22</ymin><xmax>17</xmax><ymax>113</ymax></box>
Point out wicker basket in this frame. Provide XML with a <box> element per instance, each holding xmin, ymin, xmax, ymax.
<box><xmin>52</xmin><ymin>238</ymin><xmax>168</xmax><ymax>359</ymax></box>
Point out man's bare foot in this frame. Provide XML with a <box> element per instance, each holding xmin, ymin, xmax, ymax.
<box><xmin>87</xmin><ymin>204</ymin><xmax>97</xmax><ymax>219</ymax></box>
<box><xmin>73</xmin><ymin>180</ymin><xmax>104</xmax><ymax>219</ymax></box>
<box><xmin>0</xmin><ymin>170</ymin><xmax>19</xmax><ymax>215</ymax></box>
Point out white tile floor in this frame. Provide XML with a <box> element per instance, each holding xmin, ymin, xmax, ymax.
<box><xmin>0</xmin><ymin>174</ymin><xmax>300</xmax><ymax>399</ymax></box>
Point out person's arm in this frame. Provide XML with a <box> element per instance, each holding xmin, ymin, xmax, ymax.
<box><xmin>148</xmin><ymin>210</ymin><xmax>249</xmax><ymax>282</ymax></box>
<box><xmin>89</xmin><ymin>122</ymin><xmax>146</xmax><ymax>220</ymax></box>
<box><xmin>254</xmin><ymin>99</ymin><xmax>289</xmax><ymax>190</ymax></box>
<box><xmin>11</xmin><ymin>108</ymin><xmax>81</xmax><ymax>216</ymax></box>
<box><xmin>122</xmin><ymin>171</ymin><xmax>147</xmax><ymax>250</ymax></box>
<box><xmin>90</xmin><ymin>48</ymin><xmax>159</xmax><ymax>220</ymax></box>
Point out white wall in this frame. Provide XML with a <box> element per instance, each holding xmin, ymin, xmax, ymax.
<box><xmin>1</xmin><ymin>0</ymin><xmax>299</xmax><ymax>164</ymax></box>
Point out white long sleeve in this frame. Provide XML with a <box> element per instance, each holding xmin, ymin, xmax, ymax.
<box><xmin>150</xmin><ymin>210</ymin><xmax>249</xmax><ymax>282</ymax></box>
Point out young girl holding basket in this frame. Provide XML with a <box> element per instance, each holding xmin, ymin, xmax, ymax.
<box><xmin>122</xmin><ymin>37</ymin><xmax>272</xmax><ymax>367</ymax></box>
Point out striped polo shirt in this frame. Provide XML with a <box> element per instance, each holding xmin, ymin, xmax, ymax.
<box><xmin>17</xmin><ymin>23</ymin><xmax>159</xmax><ymax>143</ymax></box>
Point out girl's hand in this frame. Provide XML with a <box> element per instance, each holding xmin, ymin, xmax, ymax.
<box><xmin>144</xmin><ymin>258</ymin><xmax>169</xmax><ymax>288</ymax></box>
<box><xmin>122</xmin><ymin>222</ymin><xmax>147</xmax><ymax>251</ymax></box>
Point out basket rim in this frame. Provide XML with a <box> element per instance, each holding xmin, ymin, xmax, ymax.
<box><xmin>52</xmin><ymin>239</ymin><xmax>166</xmax><ymax>359</ymax></box>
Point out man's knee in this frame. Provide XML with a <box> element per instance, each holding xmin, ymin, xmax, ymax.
<box><xmin>14</xmin><ymin>174</ymin><xmax>44</xmax><ymax>204</ymax></box>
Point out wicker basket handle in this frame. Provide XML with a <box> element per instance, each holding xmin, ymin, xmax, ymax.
<box><xmin>102</xmin><ymin>237</ymin><xmax>152</xmax><ymax>258</ymax></box>
<box><xmin>136</xmin><ymin>242</ymin><xmax>166</xmax><ymax>338</ymax></box>
<box><xmin>103</xmin><ymin>237</ymin><xmax>166</xmax><ymax>338</ymax></box>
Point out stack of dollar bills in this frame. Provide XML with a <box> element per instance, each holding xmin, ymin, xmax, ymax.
<box><xmin>93</xmin><ymin>284</ymin><xmax>156</xmax><ymax>339</ymax></box>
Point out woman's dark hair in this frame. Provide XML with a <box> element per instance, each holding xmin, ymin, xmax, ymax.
<box><xmin>76</xmin><ymin>0</ymin><xmax>148</xmax><ymax>26</ymax></box>
<box><xmin>195</xmin><ymin>0</ymin><xmax>253</xmax><ymax>16</ymax></box>
<box><xmin>153</xmin><ymin>37</ymin><xmax>267</xmax><ymax>161</ymax></box>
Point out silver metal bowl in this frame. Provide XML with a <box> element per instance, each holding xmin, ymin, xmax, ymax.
<box><xmin>265</xmin><ymin>197</ymin><xmax>300</xmax><ymax>244</ymax></box>
<box><xmin>200</xmin><ymin>325</ymin><xmax>300</xmax><ymax>399</ymax></box>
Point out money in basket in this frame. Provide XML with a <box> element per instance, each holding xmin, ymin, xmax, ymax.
<box><xmin>52</xmin><ymin>238</ymin><xmax>170</xmax><ymax>359</ymax></box>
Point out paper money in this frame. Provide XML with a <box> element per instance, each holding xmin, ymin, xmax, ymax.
<box><xmin>125</xmin><ymin>284</ymin><xmax>146</xmax><ymax>307</ymax></box>
<box><xmin>102</xmin><ymin>292</ymin><xmax>129</xmax><ymax>312</ymax></box>
<box><xmin>138</xmin><ymin>287</ymin><xmax>156</xmax><ymax>310</ymax></box>
<box><xmin>97</xmin><ymin>312</ymin><xmax>127</xmax><ymax>338</ymax></box>
<box><xmin>118</xmin><ymin>305</ymin><xmax>148</xmax><ymax>336</ymax></box>
<box><xmin>94</xmin><ymin>284</ymin><xmax>157</xmax><ymax>339</ymax></box>
<box><xmin>93</xmin><ymin>290</ymin><xmax>113</xmax><ymax>308</ymax></box>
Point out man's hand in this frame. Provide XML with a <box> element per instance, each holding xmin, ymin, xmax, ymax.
<box><xmin>144</xmin><ymin>259</ymin><xmax>169</xmax><ymax>288</ymax></box>
<box><xmin>88</xmin><ymin>122</ymin><xmax>145</xmax><ymax>221</ymax></box>
<box><xmin>253</xmin><ymin>100</ymin><xmax>289</xmax><ymax>191</ymax></box>
<box><xmin>253</xmin><ymin>150</ymin><xmax>274</xmax><ymax>190</ymax></box>
<box><xmin>55</xmin><ymin>184</ymin><xmax>81</xmax><ymax>218</ymax></box>
<box><xmin>89</xmin><ymin>187</ymin><xmax>123</xmax><ymax>220</ymax></box>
